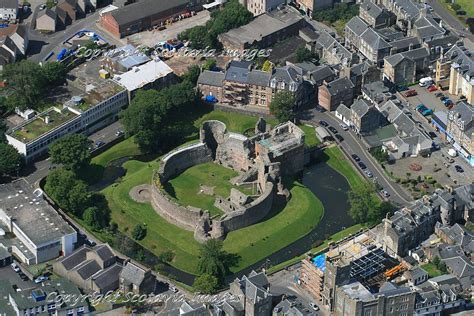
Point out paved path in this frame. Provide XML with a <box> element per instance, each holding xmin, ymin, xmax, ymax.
<box><xmin>300</xmin><ymin>109</ymin><xmax>413</xmax><ymax>206</ymax></box>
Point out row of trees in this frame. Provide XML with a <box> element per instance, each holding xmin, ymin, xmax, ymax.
<box><xmin>348</xmin><ymin>182</ymin><xmax>394</xmax><ymax>225</ymax></box>
<box><xmin>178</xmin><ymin>0</ymin><xmax>253</xmax><ymax>49</ymax></box>
<box><xmin>312</xmin><ymin>3</ymin><xmax>359</xmax><ymax>24</ymax></box>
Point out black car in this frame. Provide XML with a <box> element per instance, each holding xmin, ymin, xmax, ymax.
<box><xmin>328</xmin><ymin>126</ymin><xmax>338</xmax><ymax>134</ymax></box>
<box><xmin>319</xmin><ymin>120</ymin><xmax>329</xmax><ymax>127</ymax></box>
<box><xmin>351</xmin><ymin>154</ymin><xmax>361</xmax><ymax>162</ymax></box>
<box><xmin>428</xmin><ymin>131</ymin><xmax>437</xmax><ymax>139</ymax></box>
<box><xmin>455</xmin><ymin>165</ymin><xmax>464</xmax><ymax>173</ymax></box>
<box><xmin>435</xmin><ymin>92</ymin><xmax>444</xmax><ymax>98</ymax></box>
<box><xmin>358</xmin><ymin>162</ymin><xmax>367</xmax><ymax>170</ymax></box>
<box><xmin>335</xmin><ymin>134</ymin><xmax>344</xmax><ymax>142</ymax></box>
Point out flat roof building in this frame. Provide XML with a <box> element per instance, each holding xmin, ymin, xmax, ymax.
<box><xmin>0</xmin><ymin>179</ymin><xmax>77</xmax><ymax>265</ymax></box>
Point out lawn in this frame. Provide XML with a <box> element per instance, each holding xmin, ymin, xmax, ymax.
<box><xmin>324</xmin><ymin>146</ymin><xmax>366</xmax><ymax>190</ymax></box>
<box><xmin>457</xmin><ymin>0</ymin><xmax>474</xmax><ymax>17</ymax></box>
<box><xmin>299</xmin><ymin>124</ymin><xmax>320</xmax><ymax>148</ymax></box>
<box><xmin>92</xmin><ymin>137</ymin><xmax>142</xmax><ymax>167</ymax></box>
<box><xmin>421</xmin><ymin>263</ymin><xmax>444</xmax><ymax>278</ymax></box>
<box><xmin>165</xmin><ymin>162</ymin><xmax>243</xmax><ymax>217</ymax></box>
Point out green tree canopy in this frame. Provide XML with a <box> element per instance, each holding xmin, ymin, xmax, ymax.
<box><xmin>41</xmin><ymin>62</ymin><xmax>67</xmax><ymax>86</ymax></box>
<box><xmin>182</xmin><ymin>65</ymin><xmax>201</xmax><ymax>85</ymax></box>
<box><xmin>83</xmin><ymin>207</ymin><xmax>103</xmax><ymax>230</ymax></box>
<box><xmin>348</xmin><ymin>182</ymin><xmax>384</xmax><ymax>224</ymax></box>
<box><xmin>0</xmin><ymin>143</ymin><xmax>23</xmax><ymax>177</ymax></box>
<box><xmin>270</xmin><ymin>91</ymin><xmax>296</xmax><ymax>123</ymax></box>
<box><xmin>295</xmin><ymin>45</ymin><xmax>314</xmax><ymax>63</ymax></box>
<box><xmin>203</xmin><ymin>59</ymin><xmax>217</xmax><ymax>71</ymax></box>
<box><xmin>132</xmin><ymin>224</ymin><xmax>147</xmax><ymax>241</ymax></box>
<box><xmin>193</xmin><ymin>274</ymin><xmax>220</xmax><ymax>294</ymax></box>
<box><xmin>197</xmin><ymin>239</ymin><xmax>236</xmax><ymax>284</ymax></box>
<box><xmin>1</xmin><ymin>60</ymin><xmax>45</xmax><ymax>111</ymax></box>
<box><xmin>49</xmin><ymin>134</ymin><xmax>92</xmax><ymax>171</ymax></box>
<box><xmin>44</xmin><ymin>168</ymin><xmax>89</xmax><ymax>216</ymax></box>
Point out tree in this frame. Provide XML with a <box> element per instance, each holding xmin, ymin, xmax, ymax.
<box><xmin>370</xmin><ymin>147</ymin><xmax>389</xmax><ymax>163</ymax></box>
<box><xmin>1</xmin><ymin>60</ymin><xmax>45</xmax><ymax>111</ymax></box>
<box><xmin>182</xmin><ymin>65</ymin><xmax>201</xmax><ymax>85</ymax></box>
<box><xmin>203</xmin><ymin>59</ymin><xmax>217</xmax><ymax>71</ymax></box>
<box><xmin>0</xmin><ymin>143</ymin><xmax>23</xmax><ymax>177</ymax></box>
<box><xmin>193</xmin><ymin>274</ymin><xmax>220</xmax><ymax>294</ymax></box>
<box><xmin>132</xmin><ymin>224</ymin><xmax>147</xmax><ymax>240</ymax></box>
<box><xmin>295</xmin><ymin>45</ymin><xmax>313</xmax><ymax>63</ymax></box>
<box><xmin>270</xmin><ymin>91</ymin><xmax>296</xmax><ymax>123</ymax></box>
<box><xmin>41</xmin><ymin>62</ymin><xmax>67</xmax><ymax>86</ymax></box>
<box><xmin>83</xmin><ymin>207</ymin><xmax>103</xmax><ymax>230</ymax></box>
<box><xmin>197</xmin><ymin>239</ymin><xmax>229</xmax><ymax>283</ymax></box>
<box><xmin>159</xmin><ymin>250</ymin><xmax>174</xmax><ymax>263</ymax></box>
<box><xmin>49</xmin><ymin>134</ymin><xmax>92</xmax><ymax>171</ymax></box>
<box><xmin>44</xmin><ymin>168</ymin><xmax>89</xmax><ymax>216</ymax></box>
<box><xmin>432</xmin><ymin>256</ymin><xmax>440</xmax><ymax>267</ymax></box>
<box><xmin>261</xmin><ymin>60</ymin><xmax>273</xmax><ymax>72</ymax></box>
<box><xmin>348</xmin><ymin>182</ymin><xmax>381</xmax><ymax>224</ymax></box>
<box><xmin>0</xmin><ymin>119</ymin><xmax>7</xmax><ymax>142</ymax></box>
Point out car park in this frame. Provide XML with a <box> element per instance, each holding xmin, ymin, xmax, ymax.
<box><xmin>328</xmin><ymin>126</ymin><xmax>338</xmax><ymax>134</ymax></box>
<box><xmin>335</xmin><ymin>134</ymin><xmax>344</xmax><ymax>142</ymax></box>
<box><xmin>358</xmin><ymin>162</ymin><xmax>367</xmax><ymax>170</ymax></box>
<box><xmin>351</xmin><ymin>154</ymin><xmax>361</xmax><ymax>162</ymax></box>
<box><xmin>455</xmin><ymin>165</ymin><xmax>464</xmax><ymax>173</ymax></box>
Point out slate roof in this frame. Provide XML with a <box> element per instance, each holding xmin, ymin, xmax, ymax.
<box><xmin>37</xmin><ymin>8</ymin><xmax>56</xmax><ymax>20</ymax></box>
<box><xmin>385</xmin><ymin>53</ymin><xmax>407</xmax><ymax>66</ymax></box>
<box><xmin>352</xmin><ymin>99</ymin><xmax>371</xmax><ymax>118</ymax></box>
<box><xmin>361</xmin><ymin>0</ymin><xmax>384</xmax><ymax>19</ymax></box>
<box><xmin>111</xmin><ymin>0</ymin><xmax>190</xmax><ymax>26</ymax></box>
<box><xmin>326</xmin><ymin>77</ymin><xmax>355</xmax><ymax>96</ymax></box>
<box><xmin>390</xmin><ymin>37</ymin><xmax>420</xmax><ymax>51</ymax></box>
<box><xmin>225</xmin><ymin>60</ymin><xmax>252</xmax><ymax>83</ymax></box>
<box><xmin>336</xmin><ymin>104</ymin><xmax>352</xmax><ymax>118</ymax></box>
<box><xmin>95</xmin><ymin>244</ymin><xmax>115</xmax><ymax>262</ymax></box>
<box><xmin>0</xmin><ymin>0</ymin><xmax>18</xmax><ymax>9</ymax></box>
<box><xmin>248</xmin><ymin>70</ymin><xmax>271</xmax><ymax>87</ymax></box>
<box><xmin>414</xmin><ymin>15</ymin><xmax>445</xmax><ymax>39</ymax></box>
<box><xmin>360</xmin><ymin>28</ymin><xmax>391</xmax><ymax>50</ymax></box>
<box><xmin>197</xmin><ymin>70</ymin><xmax>225</xmax><ymax>87</ymax></box>
<box><xmin>120</xmin><ymin>262</ymin><xmax>148</xmax><ymax>286</ymax></box>
<box><xmin>92</xmin><ymin>263</ymin><xmax>122</xmax><ymax>290</ymax></box>
<box><xmin>379</xmin><ymin>100</ymin><xmax>403</xmax><ymax>122</ymax></box>
<box><xmin>75</xmin><ymin>260</ymin><xmax>101</xmax><ymax>280</ymax></box>
<box><xmin>405</xmin><ymin>267</ymin><xmax>428</xmax><ymax>281</ymax></box>
<box><xmin>58</xmin><ymin>247</ymin><xmax>90</xmax><ymax>271</ymax></box>
<box><xmin>271</xmin><ymin>65</ymin><xmax>301</xmax><ymax>85</ymax></box>
<box><xmin>438</xmin><ymin>245</ymin><xmax>473</xmax><ymax>289</ymax></box>
<box><xmin>346</xmin><ymin>16</ymin><xmax>368</xmax><ymax>37</ymax></box>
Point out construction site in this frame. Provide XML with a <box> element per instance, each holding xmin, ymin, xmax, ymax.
<box><xmin>299</xmin><ymin>229</ymin><xmax>405</xmax><ymax>306</ymax></box>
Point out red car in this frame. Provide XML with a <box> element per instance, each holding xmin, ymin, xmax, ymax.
<box><xmin>427</xmin><ymin>85</ymin><xmax>437</xmax><ymax>92</ymax></box>
<box><xmin>404</xmin><ymin>89</ymin><xmax>417</xmax><ymax>97</ymax></box>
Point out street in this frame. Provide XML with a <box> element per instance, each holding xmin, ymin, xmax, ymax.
<box><xmin>301</xmin><ymin>109</ymin><xmax>413</xmax><ymax>206</ymax></box>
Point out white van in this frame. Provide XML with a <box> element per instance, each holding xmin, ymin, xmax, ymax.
<box><xmin>419</xmin><ymin>77</ymin><xmax>433</xmax><ymax>87</ymax></box>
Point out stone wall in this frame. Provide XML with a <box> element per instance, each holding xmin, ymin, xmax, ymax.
<box><xmin>159</xmin><ymin>142</ymin><xmax>213</xmax><ymax>183</ymax></box>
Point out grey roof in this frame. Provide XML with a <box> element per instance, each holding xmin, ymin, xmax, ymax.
<box><xmin>405</xmin><ymin>267</ymin><xmax>428</xmax><ymax>280</ymax></box>
<box><xmin>326</xmin><ymin>77</ymin><xmax>354</xmax><ymax>96</ymax></box>
<box><xmin>225</xmin><ymin>60</ymin><xmax>252</xmax><ymax>83</ymax></box>
<box><xmin>310</xmin><ymin>65</ymin><xmax>335</xmax><ymax>80</ymax></box>
<box><xmin>0</xmin><ymin>0</ymin><xmax>18</xmax><ymax>9</ymax></box>
<box><xmin>391</xmin><ymin>0</ymin><xmax>423</xmax><ymax>20</ymax></box>
<box><xmin>75</xmin><ymin>260</ymin><xmax>101</xmax><ymax>280</ymax></box>
<box><xmin>271</xmin><ymin>65</ymin><xmax>300</xmax><ymax>85</ymax></box>
<box><xmin>336</xmin><ymin>104</ymin><xmax>352</xmax><ymax>118</ymax></box>
<box><xmin>219</xmin><ymin>7</ymin><xmax>303</xmax><ymax>48</ymax></box>
<box><xmin>379</xmin><ymin>100</ymin><xmax>403</xmax><ymax>121</ymax></box>
<box><xmin>361</xmin><ymin>0</ymin><xmax>384</xmax><ymax>19</ymax></box>
<box><xmin>360</xmin><ymin>28</ymin><xmax>391</xmax><ymax>50</ymax></box>
<box><xmin>414</xmin><ymin>15</ymin><xmax>445</xmax><ymax>39</ymax></box>
<box><xmin>376</xmin><ymin>282</ymin><xmax>412</xmax><ymax>297</ymax></box>
<box><xmin>0</xmin><ymin>179</ymin><xmax>76</xmax><ymax>247</ymax></box>
<box><xmin>352</xmin><ymin>99</ymin><xmax>370</xmax><ymax>118</ymax></box>
<box><xmin>247</xmin><ymin>70</ymin><xmax>271</xmax><ymax>87</ymax></box>
<box><xmin>92</xmin><ymin>263</ymin><xmax>122</xmax><ymax>289</ymax></box>
<box><xmin>120</xmin><ymin>262</ymin><xmax>148</xmax><ymax>285</ymax></box>
<box><xmin>385</xmin><ymin>53</ymin><xmax>407</xmax><ymax>66</ymax></box>
<box><xmin>0</xmin><ymin>244</ymin><xmax>10</xmax><ymax>260</ymax></box>
<box><xmin>197</xmin><ymin>70</ymin><xmax>225</xmax><ymax>87</ymax></box>
<box><xmin>111</xmin><ymin>0</ymin><xmax>190</xmax><ymax>26</ymax></box>
<box><xmin>403</xmin><ymin>47</ymin><xmax>430</xmax><ymax>60</ymax></box>
<box><xmin>37</xmin><ymin>7</ymin><xmax>56</xmax><ymax>20</ymax></box>
<box><xmin>390</xmin><ymin>37</ymin><xmax>420</xmax><ymax>51</ymax></box>
<box><xmin>94</xmin><ymin>244</ymin><xmax>115</xmax><ymax>262</ymax></box>
<box><xmin>59</xmin><ymin>246</ymin><xmax>89</xmax><ymax>271</ymax></box>
<box><xmin>339</xmin><ymin>281</ymin><xmax>374</xmax><ymax>301</ymax></box>
<box><xmin>346</xmin><ymin>16</ymin><xmax>368</xmax><ymax>37</ymax></box>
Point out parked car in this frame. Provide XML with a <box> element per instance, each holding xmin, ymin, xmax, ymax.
<box><xmin>428</xmin><ymin>131</ymin><xmax>437</xmax><ymax>139</ymax></box>
<box><xmin>381</xmin><ymin>190</ymin><xmax>390</xmax><ymax>198</ymax></box>
<box><xmin>351</xmin><ymin>154</ymin><xmax>361</xmax><ymax>162</ymax></box>
<box><xmin>19</xmin><ymin>273</ymin><xmax>29</xmax><ymax>281</ymax></box>
<box><xmin>440</xmin><ymin>96</ymin><xmax>448</xmax><ymax>101</ymax></box>
<box><xmin>396</xmin><ymin>85</ymin><xmax>409</xmax><ymax>92</ymax></box>
<box><xmin>446</xmin><ymin>156</ymin><xmax>455</xmax><ymax>163</ymax></box>
<box><xmin>455</xmin><ymin>165</ymin><xmax>464</xmax><ymax>173</ymax></box>
<box><xmin>10</xmin><ymin>262</ymin><xmax>20</xmax><ymax>273</ymax></box>
<box><xmin>427</xmin><ymin>85</ymin><xmax>437</xmax><ymax>92</ymax></box>
<box><xmin>335</xmin><ymin>134</ymin><xmax>344</xmax><ymax>142</ymax></box>
<box><xmin>442</xmin><ymin>99</ymin><xmax>453</xmax><ymax>106</ymax></box>
<box><xmin>404</xmin><ymin>89</ymin><xmax>417</xmax><ymax>97</ymax></box>
<box><xmin>95</xmin><ymin>140</ymin><xmax>105</xmax><ymax>148</ymax></box>
<box><xmin>319</xmin><ymin>120</ymin><xmax>328</xmax><ymax>127</ymax></box>
<box><xmin>309</xmin><ymin>303</ymin><xmax>320</xmax><ymax>311</ymax></box>
<box><xmin>34</xmin><ymin>276</ymin><xmax>48</xmax><ymax>284</ymax></box>
<box><xmin>422</xmin><ymin>109</ymin><xmax>433</xmax><ymax>116</ymax></box>
<box><xmin>170</xmin><ymin>286</ymin><xmax>179</xmax><ymax>293</ymax></box>
<box><xmin>415</xmin><ymin>104</ymin><xmax>426</xmax><ymax>111</ymax></box>
<box><xmin>364</xmin><ymin>170</ymin><xmax>373</xmax><ymax>178</ymax></box>
<box><xmin>339</xmin><ymin>123</ymin><xmax>349</xmax><ymax>131</ymax></box>
<box><xmin>115</xmin><ymin>130</ymin><xmax>124</xmax><ymax>137</ymax></box>
<box><xmin>358</xmin><ymin>162</ymin><xmax>367</xmax><ymax>170</ymax></box>
<box><xmin>435</xmin><ymin>92</ymin><xmax>444</xmax><ymax>98</ymax></box>
<box><xmin>328</xmin><ymin>126</ymin><xmax>338</xmax><ymax>134</ymax></box>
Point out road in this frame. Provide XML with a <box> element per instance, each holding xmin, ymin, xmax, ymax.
<box><xmin>24</xmin><ymin>121</ymin><xmax>123</xmax><ymax>186</ymax></box>
<box><xmin>300</xmin><ymin>109</ymin><xmax>413</xmax><ymax>206</ymax></box>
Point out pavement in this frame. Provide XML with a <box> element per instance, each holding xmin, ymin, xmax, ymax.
<box><xmin>300</xmin><ymin>109</ymin><xmax>413</xmax><ymax>206</ymax></box>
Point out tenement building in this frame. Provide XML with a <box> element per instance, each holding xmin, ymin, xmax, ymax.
<box><xmin>0</xmin><ymin>179</ymin><xmax>77</xmax><ymax>265</ymax></box>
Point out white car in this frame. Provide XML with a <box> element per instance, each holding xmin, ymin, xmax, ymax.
<box><xmin>364</xmin><ymin>170</ymin><xmax>373</xmax><ymax>178</ymax></box>
<box><xmin>34</xmin><ymin>276</ymin><xmax>48</xmax><ymax>284</ymax></box>
<box><xmin>10</xmin><ymin>262</ymin><xmax>20</xmax><ymax>273</ymax></box>
<box><xmin>309</xmin><ymin>302</ymin><xmax>320</xmax><ymax>311</ymax></box>
<box><xmin>170</xmin><ymin>286</ymin><xmax>178</xmax><ymax>293</ymax></box>
<box><xmin>339</xmin><ymin>123</ymin><xmax>349</xmax><ymax>131</ymax></box>
<box><xmin>381</xmin><ymin>190</ymin><xmax>390</xmax><ymax>198</ymax></box>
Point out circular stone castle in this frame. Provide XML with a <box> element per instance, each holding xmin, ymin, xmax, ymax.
<box><xmin>131</xmin><ymin>118</ymin><xmax>306</xmax><ymax>243</ymax></box>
